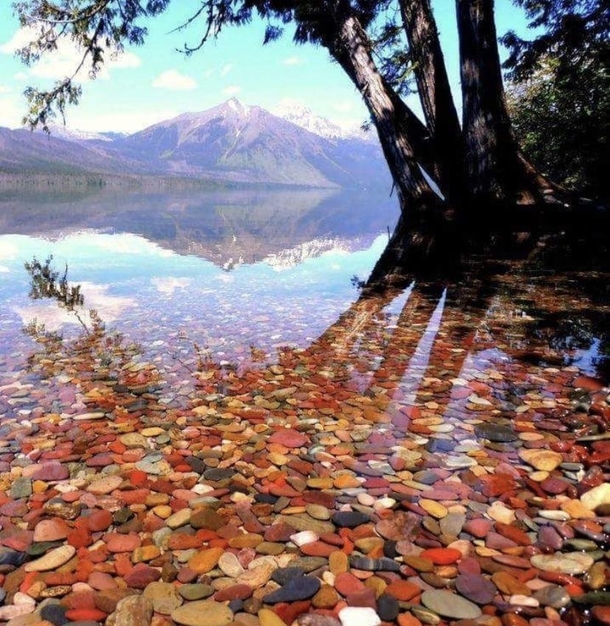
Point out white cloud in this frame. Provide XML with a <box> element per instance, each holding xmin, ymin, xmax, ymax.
<box><xmin>152</xmin><ymin>69</ymin><xmax>197</xmax><ymax>91</ymax></box>
<box><xmin>0</xmin><ymin>241</ymin><xmax>19</xmax><ymax>261</ymax></box>
<box><xmin>0</xmin><ymin>85</ymin><xmax>11</xmax><ymax>94</ymax></box>
<box><xmin>0</xmin><ymin>265</ymin><xmax>9</xmax><ymax>273</ymax></box>
<box><xmin>203</xmin><ymin>69</ymin><xmax>214</xmax><ymax>79</ymax></box>
<box><xmin>0</xmin><ymin>27</ymin><xmax>35</xmax><ymax>54</ymax></box>
<box><xmin>107</xmin><ymin>51</ymin><xmax>140</xmax><ymax>70</ymax></box>
<box><xmin>282</xmin><ymin>57</ymin><xmax>303</xmax><ymax>66</ymax></box>
<box><xmin>151</xmin><ymin>277</ymin><xmax>191</xmax><ymax>295</ymax></box>
<box><xmin>220</xmin><ymin>64</ymin><xmax>233</xmax><ymax>77</ymax></box>
<box><xmin>1</xmin><ymin>27</ymin><xmax>140</xmax><ymax>82</ymax></box>
<box><xmin>223</xmin><ymin>85</ymin><xmax>241</xmax><ymax>96</ymax></box>
<box><xmin>14</xmin><ymin>281</ymin><xmax>136</xmax><ymax>332</ymax></box>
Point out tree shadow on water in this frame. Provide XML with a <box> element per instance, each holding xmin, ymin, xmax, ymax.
<box><xmin>19</xmin><ymin>237</ymin><xmax>608</xmax><ymax>447</ymax></box>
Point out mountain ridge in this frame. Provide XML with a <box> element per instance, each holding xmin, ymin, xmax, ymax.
<box><xmin>0</xmin><ymin>99</ymin><xmax>390</xmax><ymax>190</ymax></box>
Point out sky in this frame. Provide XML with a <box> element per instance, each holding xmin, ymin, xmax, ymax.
<box><xmin>0</xmin><ymin>1</ymin><xmax>533</xmax><ymax>134</ymax></box>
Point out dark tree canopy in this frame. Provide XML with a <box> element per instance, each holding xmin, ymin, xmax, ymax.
<box><xmin>502</xmin><ymin>0</ymin><xmax>608</xmax><ymax>82</ymax></box>
<box><xmin>503</xmin><ymin>0</ymin><xmax>609</xmax><ymax>198</ymax></box>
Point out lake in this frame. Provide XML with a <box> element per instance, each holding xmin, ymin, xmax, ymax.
<box><xmin>1</xmin><ymin>187</ymin><xmax>606</xmax><ymax>388</ymax></box>
<box><xmin>0</xmin><ymin>188</ymin><xmax>402</xmax><ymax>378</ymax></box>
<box><xmin>0</xmin><ymin>187</ymin><xmax>608</xmax><ymax>625</ymax></box>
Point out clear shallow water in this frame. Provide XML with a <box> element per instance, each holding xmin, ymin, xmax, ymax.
<box><xmin>0</xmin><ymin>188</ymin><xmax>608</xmax><ymax>626</ymax></box>
<box><xmin>0</xmin><ymin>187</ymin><xmax>608</xmax><ymax>421</ymax></box>
<box><xmin>0</xmin><ymin>188</ymin><xmax>402</xmax><ymax>389</ymax></box>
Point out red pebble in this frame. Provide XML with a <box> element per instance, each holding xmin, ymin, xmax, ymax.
<box><xmin>385</xmin><ymin>580</ymin><xmax>422</xmax><ymax>601</ymax></box>
<box><xmin>116</xmin><ymin>489</ymin><xmax>149</xmax><ymax>505</ymax></box>
<box><xmin>334</xmin><ymin>572</ymin><xmax>365</xmax><ymax>597</ymax></box>
<box><xmin>419</xmin><ymin>547</ymin><xmax>462</xmax><ymax>565</ymax></box>
<box><xmin>214</xmin><ymin>584</ymin><xmax>253</xmax><ymax>602</ymax></box>
<box><xmin>301</xmin><ymin>541</ymin><xmax>336</xmax><ymax>557</ymax></box>
<box><xmin>128</xmin><ymin>470</ymin><xmax>148</xmax><ymax>486</ymax></box>
<box><xmin>274</xmin><ymin>600</ymin><xmax>311</xmax><ymax>625</ymax></box>
<box><xmin>62</xmin><ymin>590</ymin><xmax>96</xmax><ymax>610</ymax></box>
<box><xmin>86</xmin><ymin>509</ymin><xmax>113</xmax><ymax>532</ymax></box>
<box><xmin>65</xmin><ymin>608</ymin><xmax>108</xmax><ymax>622</ymax></box>
<box><xmin>592</xmin><ymin>606</ymin><xmax>610</xmax><ymax>626</ymax></box>
<box><xmin>67</xmin><ymin>527</ymin><xmax>93</xmax><ymax>549</ymax></box>
<box><xmin>123</xmin><ymin>563</ymin><xmax>161</xmax><ymax>588</ymax></box>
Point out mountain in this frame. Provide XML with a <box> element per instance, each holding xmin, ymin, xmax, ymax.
<box><xmin>35</xmin><ymin>125</ymin><xmax>123</xmax><ymax>143</ymax></box>
<box><xmin>273</xmin><ymin>102</ymin><xmax>371</xmax><ymax>142</ymax></box>
<box><xmin>0</xmin><ymin>127</ymin><xmax>147</xmax><ymax>177</ymax></box>
<box><xmin>0</xmin><ymin>99</ymin><xmax>390</xmax><ymax>190</ymax></box>
<box><xmin>116</xmin><ymin>99</ymin><xmax>388</xmax><ymax>188</ymax></box>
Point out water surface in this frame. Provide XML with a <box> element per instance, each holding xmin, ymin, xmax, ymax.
<box><xmin>0</xmin><ymin>187</ymin><xmax>608</xmax><ymax>422</ymax></box>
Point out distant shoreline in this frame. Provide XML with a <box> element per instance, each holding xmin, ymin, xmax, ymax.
<box><xmin>0</xmin><ymin>173</ymin><xmax>343</xmax><ymax>192</ymax></box>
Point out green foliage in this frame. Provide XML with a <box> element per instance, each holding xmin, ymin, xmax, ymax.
<box><xmin>507</xmin><ymin>58</ymin><xmax>609</xmax><ymax>197</ymax></box>
<box><xmin>503</xmin><ymin>0</ymin><xmax>608</xmax><ymax>81</ymax></box>
<box><xmin>13</xmin><ymin>0</ymin><xmax>171</xmax><ymax>130</ymax></box>
<box><xmin>371</xmin><ymin>21</ymin><xmax>416</xmax><ymax>97</ymax></box>
<box><xmin>503</xmin><ymin>0</ymin><xmax>609</xmax><ymax>197</ymax></box>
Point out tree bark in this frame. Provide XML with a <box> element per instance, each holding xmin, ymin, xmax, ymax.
<box><xmin>382</xmin><ymin>77</ymin><xmax>438</xmax><ymax>182</ymax></box>
<box><xmin>331</xmin><ymin>15</ymin><xmax>440</xmax><ymax>209</ymax></box>
<box><xmin>457</xmin><ymin>0</ymin><xmax>531</xmax><ymax>212</ymax></box>
<box><xmin>400</xmin><ymin>0</ymin><xmax>465</xmax><ymax>203</ymax></box>
<box><xmin>322</xmin><ymin>11</ymin><xmax>460</xmax><ymax>272</ymax></box>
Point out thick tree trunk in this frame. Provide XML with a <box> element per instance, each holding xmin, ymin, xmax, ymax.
<box><xmin>325</xmin><ymin>12</ymin><xmax>457</xmax><ymax>273</ymax></box>
<box><xmin>331</xmin><ymin>15</ymin><xmax>440</xmax><ymax>209</ymax></box>
<box><xmin>400</xmin><ymin>0</ymin><xmax>465</xmax><ymax>203</ymax></box>
<box><xmin>382</xmin><ymin>77</ymin><xmax>438</xmax><ymax>182</ymax></box>
<box><xmin>367</xmin><ymin>208</ymin><xmax>462</xmax><ymax>286</ymax></box>
<box><xmin>457</xmin><ymin>0</ymin><xmax>535</xmax><ymax>212</ymax></box>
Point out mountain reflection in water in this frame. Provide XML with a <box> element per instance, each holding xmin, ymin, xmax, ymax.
<box><xmin>0</xmin><ymin>188</ymin><xmax>607</xmax><ymax>430</ymax></box>
<box><xmin>0</xmin><ymin>187</ymin><xmax>398</xmax><ymax>268</ymax></box>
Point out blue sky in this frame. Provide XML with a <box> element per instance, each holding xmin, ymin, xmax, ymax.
<box><xmin>0</xmin><ymin>1</ymin><xmax>531</xmax><ymax>133</ymax></box>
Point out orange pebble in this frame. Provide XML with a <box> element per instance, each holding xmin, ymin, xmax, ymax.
<box><xmin>565</xmin><ymin>584</ymin><xmax>585</xmax><ymax>596</ymax></box>
<box><xmin>397</xmin><ymin>613</ymin><xmax>423</xmax><ymax>626</ymax></box>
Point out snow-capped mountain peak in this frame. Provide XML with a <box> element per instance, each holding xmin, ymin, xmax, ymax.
<box><xmin>226</xmin><ymin>97</ymin><xmax>250</xmax><ymax>116</ymax></box>
<box><xmin>39</xmin><ymin>124</ymin><xmax>118</xmax><ymax>142</ymax></box>
<box><xmin>273</xmin><ymin>103</ymin><xmax>367</xmax><ymax>141</ymax></box>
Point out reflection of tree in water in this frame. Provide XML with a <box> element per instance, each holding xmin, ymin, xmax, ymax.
<box><xmin>22</xmin><ymin>257</ymin><xmax>154</xmax><ymax>404</ymax></box>
<box><xmin>252</xmin><ymin>258</ymin><xmax>603</xmax><ymax>419</ymax></box>
<box><xmin>21</xmin><ymin>243</ymin><xmax>608</xmax><ymax>442</ymax></box>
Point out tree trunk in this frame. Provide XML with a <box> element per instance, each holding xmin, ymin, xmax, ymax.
<box><xmin>331</xmin><ymin>15</ymin><xmax>439</xmax><ymax>209</ymax></box>
<box><xmin>382</xmin><ymin>77</ymin><xmax>438</xmax><ymax>183</ymax></box>
<box><xmin>400</xmin><ymin>0</ymin><xmax>465</xmax><ymax>203</ymax></box>
<box><xmin>324</xmin><ymin>12</ymin><xmax>457</xmax><ymax>273</ymax></box>
<box><xmin>457</xmin><ymin>0</ymin><xmax>533</xmax><ymax>213</ymax></box>
<box><xmin>366</xmin><ymin>208</ymin><xmax>461</xmax><ymax>286</ymax></box>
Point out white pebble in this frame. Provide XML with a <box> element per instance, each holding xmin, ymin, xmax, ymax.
<box><xmin>290</xmin><ymin>530</ymin><xmax>318</xmax><ymax>547</ymax></box>
<box><xmin>357</xmin><ymin>493</ymin><xmax>375</xmax><ymax>506</ymax></box>
<box><xmin>509</xmin><ymin>594</ymin><xmax>540</xmax><ymax>607</ymax></box>
<box><xmin>339</xmin><ymin>607</ymin><xmax>381</xmax><ymax>626</ymax></box>
<box><xmin>373</xmin><ymin>497</ymin><xmax>396</xmax><ymax>510</ymax></box>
